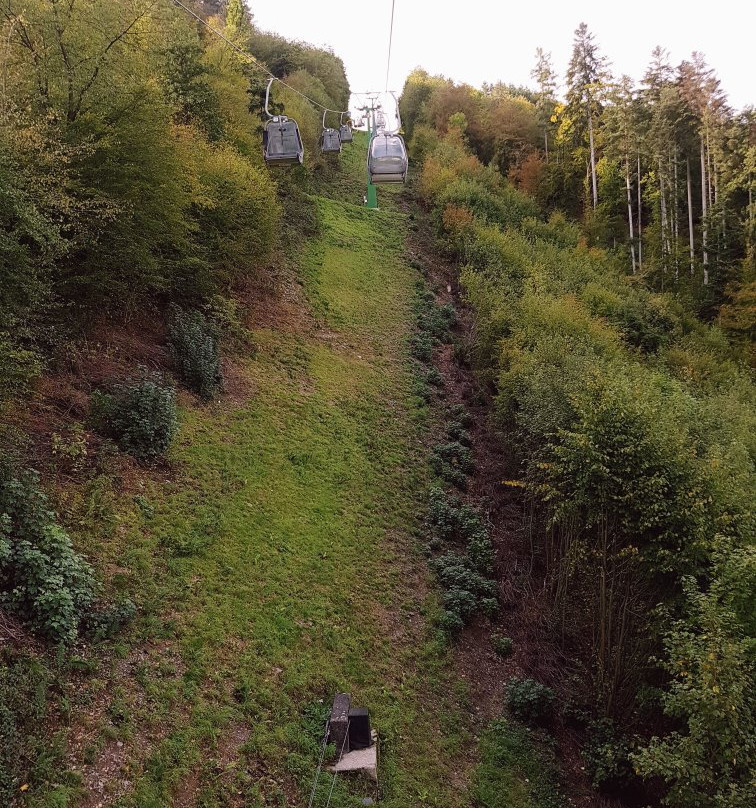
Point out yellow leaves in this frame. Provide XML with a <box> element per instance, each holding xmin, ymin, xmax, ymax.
<box><xmin>502</xmin><ymin>479</ymin><xmax>526</xmax><ymax>488</ymax></box>
<box><xmin>20</xmin><ymin>784</ymin><xmax>29</xmax><ymax>792</ymax></box>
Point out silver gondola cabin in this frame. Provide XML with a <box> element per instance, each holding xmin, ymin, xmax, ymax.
<box><xmin>368</xmin><ymin>133</ymin><xmax>408</xmax><ymax>184</ymax></box>
<box><xmin>320</xmin><ymin>110</ymin><xmax>342</xmax><ymax>154</ymax></box>
<box><xmin>263</xmin><ymin>79</ymin><xmax>304</xmax><ymax>166</ymax></box>
<box><xmin>339</xmin><ymin>113</ymin><xmax>354</xmax><ymax>143</ymax></box>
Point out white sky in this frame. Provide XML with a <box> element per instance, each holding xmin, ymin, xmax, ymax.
<box><xmin>248</xmin><ymin>0</ymin><xmax>754</xmax><ymax>114</ymax></box>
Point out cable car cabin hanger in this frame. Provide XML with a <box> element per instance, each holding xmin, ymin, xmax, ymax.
<box><xmin>320</xmin><ymin>110</ymin><xmax>342</xmax><ymax>155</ymax></box>
<box><xmin>339</xmin><ymin>112</ymin><xmax>354</xmax><ymax>143</ymax></box>
<box><xmin>263</xmin><ymin>78</ymin><xmax>304</xmax><ymax>166</ymax></box>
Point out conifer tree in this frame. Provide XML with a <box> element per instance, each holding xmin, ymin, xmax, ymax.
<box><xmin>566</xmin><ymin>23</ymin><xmax>610</xmax><ymax>210</ymax></box>
<box><xmin>532</xmin><ymin>48</ymin><xmax>558</xmax><ymax>162</ymax></box>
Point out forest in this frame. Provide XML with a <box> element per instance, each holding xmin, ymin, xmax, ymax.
<box><xmin>0</xmin><ymin>1</ymin><xmax>754</xmax><ymax>807</ymax></box>
<box><xmin>401</xmin><ymin>21</ymin><xmax>754</xmax><ymax>808</ymax></box>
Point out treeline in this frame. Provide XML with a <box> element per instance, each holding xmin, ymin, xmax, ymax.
<box><xmin>0</xmin><ymin>0</ymin><xmax>349</xmax><ymax>407</ymax></box>
<box><xmin>401</xmin><ymin>25</ymin><xmax>755</xmax><ymax>321</ymax></box>
<box><xmin>402</xmin><ymin>30</ymin><xmax>755</xmax><ymax>808</ymax></box>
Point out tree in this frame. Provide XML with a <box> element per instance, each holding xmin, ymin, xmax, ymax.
<box><xmin>531</xmin><ymin>48</ymin><xmax>558</xmax><ymax>162</ymax></box>
<box><xmin>225</xmin><ymin>0</ymin><xmax>248</xmax><ymax>34</ymax></box>
<box><xmin>633</xmin><ymin>563</ymin><xmax>756</xmax><ymax>808</ymax></box>
<box><xmin>603</xmin><ymin>76</ymin><xmax>642</xmax><ymax>272</ymax></box>
<box><xmin>565</xmin><ymin>23</ymin><xmax>610</xmax><ymax>211</ymax></box>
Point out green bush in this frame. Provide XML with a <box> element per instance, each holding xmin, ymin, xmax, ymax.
<box><xmin>447</xmin><ymin>403</ymin><xmax>473</xmax><ymax>427</ymax></box>
<box><xmin>492</xmin><ymin>636</ymin><xmax>513</xmax><ymax>658</ymax></box>
<box><xmin>437</xmin><ymin>178</ymin><xmax>539</xmax><ymax>233</ymax></box>
<box><xmin>94</xmin><ymin>372</ymin><xmax>178</xmax><ymax>462</ymax></box>
<box><xmin>582</xmin><ymin>719</ymin><xmax>634</xmax><ymax>791</ymax></box>
<box><xmin>433</xmin><ymin>551</ymin><xmax>497</xmax><ymax>626</ymax></box>
<box><xmin>410</xmin><ymin>332</ymin><xmax>435</xmax><ymax>363</ymax></box>
<box><xmin>438</xmin><ymin>608</ymin><xmax>464</xmax><ymax>635</ymax></box>
<box><xmin>424</xmin><ymin>367</ymin><xmax>444</xmax><ymax>388</ymax></box>
<box><xmin>506</xmin><ymin>678</ymin><xmax>554</xmax><ymax>724</ymax></box>
<box><xmin>168</xmin><ymin>307</ymin><xmax>222</xmax><ymax>399</ymax></box>
<box><xmin>446</xmin><ymin>420</ymin><xmax>472</xmax><ymax>445</ymax></box>
<box><xmin>0</xmin><ymin>467</ymin><xmax>97</xmax><ymax>643</ymax></box>
<box><xmin>431</xmin><ymin>441</ymin><xmax>475</xmax><ymax>474</ymax></box>
<box><xmin>83</xmin><ymin>597</ymin><xmax>137</xmax><ymax>642</ymax></box>
<box><xmin>430</xmin><ymin>441</ymin><xmax>475</xmax><ymax>488</ymax></box>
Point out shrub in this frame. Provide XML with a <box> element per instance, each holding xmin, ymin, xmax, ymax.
<box><xmin>583</xmin><ymin>720</ymin><xmax>634</xmax><ymax>791</ymax></box>
<box><xmin>492</xmin><ymin>636</ymin><xmax>513</xmax><ymax>658</ymax></box>
<box><xmin>433</xmin><ymin>552</ymin><xmax>498</xmax><ymax>627</ymax></box>
<box><xmin>506</xmin><ymin>678</ymin><xmax>555</xmax><ymax>724</ymax></box>
<box><xmin>447</xmin><ymin>403</ymin><xmax>473</xmax><ymax>427</ymax></box>
<box><xmin>168</xmin><ymin>307</ymin><xmax>222</xmax><ymax>399</ymax></box>
<box><xmin>446</xmin><ymin>420</ymin><xmax>472</xmax><ymax>445</ymax></box>
<box><xmin>0</xmin><ymin>466</ymin><xmax>97</xmax><ymax>643</ymax></box>
<box><xmin>431</xmin><ymin>441</ymin><xmax>475</xmax><ymax>486</ymax></box>
<box><xmin>93</xmin><ymin>372</ymin><xmax>178</xmax><ymax>462</ymax></box>
<box><xmin>83</xmin><ymin>597</ymin><xmax>137</xmax><ymax>642</ymax></box>
<box><xmin>424</xmin><ymin>367</ymin><xmax>444</xmax><ymax>388</ymax></box>
<box><xmin>410</xmin><ymin>332</ymin><xmax>435</xmax><ymax>363</ymax></box>
<box><xmin>438</xmin><ymin>608</ymin><xmax>464</xmax><ymax>635</ymax></box>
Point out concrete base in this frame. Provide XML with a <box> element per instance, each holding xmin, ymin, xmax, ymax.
<box><xmin>329</xmin><ymin>744</ymin><xmax>378</xmax><ymax>782</ymax></box>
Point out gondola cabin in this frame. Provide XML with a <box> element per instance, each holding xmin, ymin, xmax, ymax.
<box><xmin>339</xmin><ymin>122</ymin><xmax>353</xmax><ymax>143</ymax></box>
<box><xmin>321</xmin><ymin>128</ymin><xmax>342</xmax><ymax>154</ymax></box>
<box><xmin>264</xmin><ymin>116</ymin><xmax>304</xmax><ymax>165</ymax></box>
<box><xmin>368</xmin><ymin>133</ymin><xmax>408</xmax><ymax>184</ymax></box>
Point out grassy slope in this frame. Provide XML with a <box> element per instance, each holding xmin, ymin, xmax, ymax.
<box><xmin>38</xmin><ymin>135</ymin><xmax>471</xmax><ymax>808</ymax></box>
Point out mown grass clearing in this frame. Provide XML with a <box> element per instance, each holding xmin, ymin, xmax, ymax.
<box><xmin>31</xmin><ymin>135</ymin><xmax>473</xmax><ymax>808</ymax></box>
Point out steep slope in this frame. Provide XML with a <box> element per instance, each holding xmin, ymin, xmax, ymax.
<box><xmin>24</xmin><ymin>135</ymin><xmax>472</xmax><ymax>808</ymax></box>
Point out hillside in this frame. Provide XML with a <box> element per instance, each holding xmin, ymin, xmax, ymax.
<box><xmin>1</xmin><ymin>4</ymin><xmax>754</xmax><ymax>808</ymax></box>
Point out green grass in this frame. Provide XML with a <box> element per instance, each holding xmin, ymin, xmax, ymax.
<box><xmin>23</xmin><ymin>133</ymin><xmax>473</xmax><ymax>808</ymax></box>
<box><xmin>472</xmin><ymin>719</ymin><xmax>565</xmax><ymax>808</ymax></box>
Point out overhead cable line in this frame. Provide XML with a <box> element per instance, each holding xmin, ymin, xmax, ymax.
<box><xmin>384</xmin><ymin>0</ymin><xmax>396</xmax><ymax>93</ymax></box>
<box><xmin>170</xmin><ymin>0</ymin><xmax>349</xmax><ymax>115</ymax></box>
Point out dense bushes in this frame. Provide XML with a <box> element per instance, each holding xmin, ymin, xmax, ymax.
<box><xmin>169</xmin><ymin>307</ymin><xmax>222</xmax><ymax>399</ymax></box>
<box><xmin>507</xmin><ymin>678</ymin><xmax>555</xmax><ymax>724</ymax></box>
<box><xmin>0</xmin><ymin>467</ymin><xmax>97</xmax><ymax>643</ymax></box>
<box><xmin>416</xmin><ymin>119</ymin><xmax>755</xmax><ymax>805</ymax></box>
<box><xmin>93</xmin><ymin>373</ymin><xmax>178</xmax><ymax>462</ymax></box>
<box><xmin>426</xmin><ymin>487</ymin><xmax>497</xmax><ymax>632</ymax></box>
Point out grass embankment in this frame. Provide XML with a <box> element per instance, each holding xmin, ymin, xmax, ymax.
<box><xmin>34</xmin><ymin>135</ymin><xmax>471</xmax><ymax>808</ymax></box>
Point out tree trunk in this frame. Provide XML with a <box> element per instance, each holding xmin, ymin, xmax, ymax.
<box><xmin>625</xmin><ymin>157</ymin><xmax>637</xmax><ymax>273</ymax></box>
<box><xmin>672</xmin><ymin>147</ymin><xmax>679</xmax><ymax>280</ymax></box>
<box><xmin>637</xmin><ymin>154</ymin><xmax>643</xmax><ymax>270</ymax></box>
<box><xmin>687</xmin><ymin>157</ymin><xmax>695</xmax><ymax>275</ymax></box>
<box><xmin>701</xmin><ymin>134</ymin><xmax>709</xmax><ymax>285</ymax></box>
<box><xmin>659</xmin><ymin>156</ymin><xmax>668</xmax><ymax>283</ymax></box>
<box><xmin>588</xmin><ymin>107</ymin><xmax>598</xmax><ymax>209</ymax></box>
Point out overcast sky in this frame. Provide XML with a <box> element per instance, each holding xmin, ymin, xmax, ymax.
<box><xmin>249</xmin><ymin>0</ymin><xmax>754</xmax><ymax>114</ymax></box>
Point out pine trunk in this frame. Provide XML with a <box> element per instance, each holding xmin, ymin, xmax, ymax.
<box><xmin>637</xmin><ymin>154</ymin><xmax>643</xmax><ymax>270</ymax></box>
<box><xmin>673</xmin><ymin>147</ymin><xmax>679</xmax><ymax>280</ymax></box>
<box><xmin>659</xmin><ymin>157</ymin><xmax>668</xmax><ymax>281</ymax></box>
<box><xmin>588</xmin><ymin>107</ymin><xmax>598</xmax><ymax>209</ymax></box>
<box><xmin>701</xmin><ymin>134</ymin><xmax>709</xmax><ymax>285</ymax></box>
<box><xmin>625</xmin><ymin>158</ymin><xmax>637</xmax><ymax>273</ymax></box>
<box><xmin>686</xmin><ymin>157</ymin><xmax>695</xmax><ymax>275</ymax></box>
